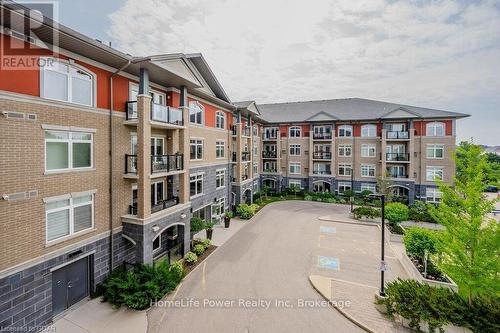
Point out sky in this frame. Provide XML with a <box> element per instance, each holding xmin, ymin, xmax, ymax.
<box><xmin>55</xmin><ymin>0</ymin><xmax>500</xmax><ymax>145</ymax></box>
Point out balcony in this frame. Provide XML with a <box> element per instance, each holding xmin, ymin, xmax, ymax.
<box><xmin>386</xmin><ymin>131</ymin><xmax>409</xmax><ymax>140</ymax></box>
<box><xmin>151</xmin><ymin>154</ymin><xmax>184</xmax><ymax>173</ymax></box>
<box><xmin>242</xmin><ymin>126</ymin><xmax>251</xmax><ymax>137</ymax></box>
<box><xmin>313</xmin><ymin>169</ymin><xmax>332</xmax><ymax>175</ymax></box>
<box><xmin>387</xmin><ymin>172</ymin><xmax>409</xmax><ymax>179</ymax></box>
<box><xmin>262</xmin><ymin>133</ymin><xmax>278</xmax><ymax>140</ymax></box>
<box><xmin>129</xmin><ymin>196</ymin><xmax>180</xmax><ymax>215</ymax></box>
<box><xmin>125</xmin><ymin>154</ymin><xmax>184</xmax><ymax>175</ymax></box>
<box><xmin>242</xmin><ymin>151</ymin><xmax>251</xmax><ymax>162</ymax></box>
<box><xmin>313</xmin><ymin>133</ymin><xmax>332</xmax><ymax>140</ymax></box>
<box><xmin>262</xmin><ymin>150</ymin><xmax>277</xmax><ymax>158</ymax></box>
<box><xmin>386</xmin><ymin>153</ymin><xmax>410</xmax><ymax>162</ymax></box>
<box><xmin>313</xmin><ymin>151</ymin><xmax>332</xmax><ymax>160</ymax></box>
<box><xmin>125</xmin><ymin>101</ymin><xmax>183</xmax><ymax>126</ymax></box>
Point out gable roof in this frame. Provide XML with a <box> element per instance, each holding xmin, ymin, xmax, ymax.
<box><xmin>258</xmin><ymin>98</ymin><xmax>469</xmax><ymax>123</ymax></box>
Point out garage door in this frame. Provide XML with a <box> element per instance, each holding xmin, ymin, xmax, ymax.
<box><xmin>52</xmin><ymin>256</ymin><xmax>89</xmax><ymax>316</ymax></box>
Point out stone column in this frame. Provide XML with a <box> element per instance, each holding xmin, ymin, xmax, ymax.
<box><xmin>137</xmin><ymin>68</ymin><xmax>151</xmax><ymax>219</ymax></box>
<box><xmin>408</xmin><ymin>128</ymin><xmax>415</xmax><ymax>179</ymax></box>
<box><xmin>178</xmin><ymin>86</ymin><xmax>190</xmax><ymax>204</ymax></box>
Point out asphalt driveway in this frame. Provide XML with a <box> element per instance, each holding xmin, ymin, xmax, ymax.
<box><xmin>148</xmin><ymin>201</ymin><xmax>374</xmax><ymax>333</ymax></box>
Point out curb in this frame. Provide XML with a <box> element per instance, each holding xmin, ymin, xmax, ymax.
<box><xmin>308</xmin><ymin>275</ymin><xmax>374</xmax><ymax>333</ymax></box>
<box><xmin>318</xmin><ymin>217</ymin><xmax>380</xmax><ymax>227</ymax></box>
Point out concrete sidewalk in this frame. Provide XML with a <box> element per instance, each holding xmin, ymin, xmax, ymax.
<box><xmin>193</xmin><ymin>218</ymin><xmax>247</xmax><ymax>246</ymax></box>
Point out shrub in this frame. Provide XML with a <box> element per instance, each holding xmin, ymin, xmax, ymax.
<box><xmin>353</xmin><ymin>207</ymin><xmax>381</xmax><ymax>220</ymax></box>
<box><xmin>236</xmin><ymin>203</ymin><xmax>259</xmax><ymax>219</ymax></box>
<box><xmin>202</xmin><ymin>238</ymin><xmax>211</xmax><ymax>249</ymax></box>
<box><xmin>408</xmin><ymin>200</ymin><xmax>436</xmax><ymax>223</ymax></box>
<box><xmin>184</xmin><ymin>252</ymin><xmax>198</xmax><ymax>264</ymax></box>
<box><xmin>193</xmin><ymin>244</ymin><xmax>205</xmax><ymax>256</ymax></box>
<box><xmin>384</xmin><ymin>202</ymin><xmax>409</xmax><ymax>224</ymax></box>
<box><xmin>190</xmin><ymin>217</ymin><xmax>205</xmax><ymax>233</ymax></box>
<box><xmin>224</xmin><ymin>211</ymin><xmax>234</xmax><ymax>219</ymax></box>
<box><xmin>403</xmin><ymin>227</ymin><xmax>438</xmax><ymax>259</ymax></box>
<box><xmin>204</xmin><ymin>220</ymin><xmax>216</xmax><ymax>230</ymax></box>
<box><xmin>101</xmin><ymin>260</ymin><xmax>184</xmax><ymax>310</ymax></box>
<box><xmin>304</xmin><ymin>195</ymin><xmax>313</xmax><ymax>201</ymax></box>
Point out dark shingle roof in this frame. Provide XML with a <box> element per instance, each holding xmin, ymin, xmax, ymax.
<box><xmin>257</xmin><ymin>98</ymin><xmax>469</xmax><ymax>123</ymax></box>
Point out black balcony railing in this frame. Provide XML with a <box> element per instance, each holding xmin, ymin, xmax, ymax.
<box><xmin>386</xmin><ymin>131</ymin><xmax>409</xmax><ymax>139</ymax></box>
<box><xmin>313</xmin><ymin>133</ymin><xmax>332</xmax><ymax>140</ymax></box>
<box><xmin>263</xmin><ymin>168</ymin><xmax>277</xmax><ymax>173</ymax></box>
<box><xmin>313</xmin><ymin>151</ymin><xmax>332</xmax><ymax>159</ymax></box>
<box><xmin>129</xmin><ymin>196</ymin><xmax>180</xmax><ymax>215</ymax></box>
<box><xmin>241</xmin><ymin>151</ymin><xmax>251</xmax><ymax>162</ymax></box>
<box><xmin>313</xmin><ymin>169</ymin><xmax>332</xmax><ymax>175</ymax></box>
<box><xmin>125</xmin><ymin>154</ymin><xmax>137</xmax><ymax>174</ymax></box>
<box><xmin>151</xmin><ymin>154</ymin><xmax>184</xmax><ymax>173</ymax></box>
<box><xmin>262</xmin><ymin>150</ymin><xmax>277</xmax><ymax>158</ymax></box>
<box><xmin>231</xmin><ymin>125</ymin><xmax>237</xmax><ymax>135</ymax></box>
<box><xmin>387</xmin><ymin>171</ymin><xmax>409</xmax><ymax>178</ymax></box>
<box><xmin>263</xmin><ymin>133</ymin><xmax>278</xmax><ymax>140</ymax></box>
<box><xmin>386</xmin><ymin>153</ymin><xmax>410</xmax><ymax>161</ymax></box>
<box><xmin>125</xmin><ymin>100</ymin><xmax>183</xmax><ymax>126</ymax></box>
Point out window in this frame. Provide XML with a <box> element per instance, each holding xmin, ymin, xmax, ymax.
<box><xmin>289</xmin><ymin>162</ymin><xmax>301</xmax><ymax>174</ymax></box>
<box><xmin>338</xmin><ymin>163</ymin><xmax>352</xmax><ymax>176</ymax></box>
<box><xmin>426</xmin><ymin>122</ymin><xmax>445</xmax><ymax>137</ymax></box>
<box><xmin>426</xmin><ymin>167</ymin><xmax>444</xmax><ymax>181</ymax></box>
<box><xmin>190</xmin><ymin>173</ymin><xmax>203</xmax><ymax>197</ymax></box>
<box><xmin>426</xmin><ymin>188</ymin><xmax>442</xmax><ymax>203</ymax></box>
<box><xmin>313</xmin><ymin>126</ymin><xmax>332</xmax><ymax>138</ymax></box>
<box><xmin>211</xmin><ymin>198</ymin><xmax>225</xmax><ymax>222</ymax></box>
<box><xmin>253</xmin><ymin>163</ymin><xmax>258</xmax><ymax>174</ymax></box>
<box><xmin>289</xmin><ymin>126</ymin><xmax>301</xmax><ymax>138</ymax></box>
<box><xmin>338</xmin><ymin>182</ymin><xmax>352</xmax><ymax>194</ymax></box>
<box><xmin>289</xmin><ymin>144</ymin><xmax>301</xmax><ymax>156</ymax></box>
<box><xmin>152</xmin><ymin>234</ymin><xmax>162</xmax><ymax>253</ymax></box>
<box><xmin>45</xmin><ymin>131</ymin><xmax>93</xmax><ymax>171</ymax></box>
<box><xmin>361</xmin><ymin>144</ymin><xmax>376</xmax><ymax>157</ymax></box>
<box><xmin>151</xmin><ymin>181</ymin><xmax>164</xmax><ymax>206</ymax></box>
<box><xmin>190</xmin><ymin>139</ymin><xmax>203</xmax><ymax>160</ymax></box>
<box><xmin>216</xmin><ymin>169</ymin><xmax>226</xmax><ymax>189</ymax></box>
<box><xmin>263</xmin><ymin>127</ymin><xmax>278</xmax><ymax>139</ymax></box>
<box><xmin>45</xmin><ymin>193</ymin><xmax>94</xmax><ymax>242</ymax></box>
<box><xmin>189</xmin><ymin>101</ymin><xmax>204</xmax><ymax>125</ymax></box>
<box><xmin>215</xmin><ymin>111</ymin><xmax>225</xmax><ymax>129</ymax></box>
<box><xmin>289</xmin><ymin>179</ymin><xmax>302</xmax><ymax>189</ymax></box>
<box><xmin>41</xmin><ymin>59</ymin><xmax>94</xmax><ymax>106</ymax></box>
<box><xmin>150</xmin><ymin>137</ymin><xmax>164</xmax><ymax>156</ymax></box>
<box><xmin>361</xmin><ymin>164</ymin><xmax>376</xmax><ymax>177</ymax></box>
<box><xmin>338</xmin><ymin>125</ymin><xmax>353</xmax><ymax>137</ymax></box>
<box><xmin>387</xmin><ymin>165</ymin><xmax>406</xmax><ymax>178</ymax></box>
<box><xmin>427</xmin><ymin>144</ymin><xmax>444</xmax><ymax>159</ymax></box>
<box><xmin>361</xmin><ymin>183</ymin><xmax>376</xmax><ymax>193</ymax></box>
<box><xmin>216</xmin><ymin>141</ymin><xmax>225</xmax><ymax>159</ymax></box>
<box><xmin>264</xmin><ymin>161</ymin><xmax>277</xmax><ymax>172</ymax></box>
<box><xmin>361</xmin><ymin>124</ymin><xmax>377</xmax><ymax>137</ymax></box>
<box><xmin>338</xmin><ymin>144</ymin><xmax>352</xmax><ymax>157</ymax></box>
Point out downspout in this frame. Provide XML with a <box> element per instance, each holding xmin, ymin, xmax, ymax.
<box><xmin>108</xmin><ymin>60</ymin><xmax>131</xmax><ymax>272</ymax></box>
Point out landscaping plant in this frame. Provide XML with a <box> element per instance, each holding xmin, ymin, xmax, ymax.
<box><xmin>352</xmin><ymin>206</ymin><xmax>381</xmax><ymax>220</ymax></box>
<box><xmin>236</xmin><ymin>203</ymin><xmax>259</xmax><ymax>219</ymax></box>
<box><xmin>403</xmin><ymin>227</ymin><xmax>438</xmax><ymax>260</ymax></box>
<box><xmin>408</xmin><ymin>200</ymin><xmax>436</xmax><ymax>223</ymax></box>
<box><xmin>193</xmin><ymin>244</ymin><xmax>205</xmax><ymax>256</ymax></box>
<box><xmin>190</xmin><ymin>217</ymin><xmax>205</xmax><ymax>234</ymax></box>
<box><xmin>384</xmin><ymin>202</ymin><xmax>409</xmax><ymax>224</ymax></box>
<box><xmin>184</xmin><ymin>251</ymin><xmax>198</xmax><ymax>265</ymax></box>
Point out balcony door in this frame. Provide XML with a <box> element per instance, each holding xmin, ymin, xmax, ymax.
<box><xmin>386</xmin><ymin>144</ymin><xmax>406</xmax><ymax>154</ymax></box>
<box><xmin>386</xmin><ymin>123</ymin><xmax>406</xmax><ymax>132</ymax></box>
<box><xmin>151</xmin><ymin>137</ymin><xmax>164</xmax><ymax>156</ymax></box>
<box><xmin>151</xmin><ymin>181</ymin><xmax>165</xmax><ymax>207</ymax></box>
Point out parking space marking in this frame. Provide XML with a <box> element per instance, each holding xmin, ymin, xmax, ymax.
<box><xmin>318</xmin><ymin>256</ymin><xmax>340</xmax><ymax>270</ymax></box>
<box><xmin>320</xmin><ymin>226</ymin><xmax>336</xmax><ymax>234</ymax></box>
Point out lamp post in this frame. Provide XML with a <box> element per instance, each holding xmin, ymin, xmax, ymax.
<box><xmin>350</xmin><ymin>170</ymin><xmax>354</xmax><ymax>212</ymax></box>
<box><xmin>370</xmin><ymin>193</ymin><xmax>386</xmax><ymax>296</ymax></box>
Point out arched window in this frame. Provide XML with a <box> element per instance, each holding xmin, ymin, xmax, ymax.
<box><xmin>361</xmin><ymin>124</ymin><xmax>377</xmax><ymax>137</ymax></box>
<box><xmin>338</xmin><ymin>125</ymin><xmax>353</xmax><ymax>137</ymax></box>
<box><xmin>189</xmin><ymin>101</ymin><xmax>204</xmax><ymax>125</ymax></box>
<box><xmin>426</xmin><ymin>122</ymin><xmax>445</xmax><ymax>136</ymax></box>
<box><xmin>289</xmin><ymin>126</ymin><xmax>301</xmax><ymax>138</ymax></box>
<box><xmin>41</xmin><ymin>58</ymin><xmax>95</xmax><ymax>106</ymax></box>
<box><xmin>215</xmin><ymin>111</ymin><xmax>225</xmax><ymax>129</ymax></box>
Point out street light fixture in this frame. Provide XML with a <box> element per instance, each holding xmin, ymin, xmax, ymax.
<box><xmin>370</xmin><ymin>193</ymin><xmax>386</xmax><ymax>297</ymax></box>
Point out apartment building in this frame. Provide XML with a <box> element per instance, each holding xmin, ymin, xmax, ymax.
<box><xmin>256</xmin><ymin>99</ymin><xmax>468</xmax><ymax>202</ymax></box>
<box><xmin>0</xmin><ymin>2</ymin><xmax>234</xmax><ymax>328</ymax></box>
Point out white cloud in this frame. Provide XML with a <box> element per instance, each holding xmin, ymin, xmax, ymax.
<box><xmin>107</xmin><ymin>0</ymin><xmax>500</xmax><ymax>144</ymax></box>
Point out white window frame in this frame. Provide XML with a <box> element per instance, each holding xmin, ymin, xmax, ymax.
<box><xmin>190</xmin><ymin>138</ymin><xmax>204</xmax><ymax>161</ymax></box>
<box><xmin>190</xmin><ymin>173</ymin><xmax>204</xmax><ymax>198</ymax></box>
<box><xmin>189</xmin><ymin>101</ymin><xmax>204</xmax><ymax>125</ymax></box>
<box><xmin>151</xmin><ymin>180</ymin><xmax>165</xmax><ymax>206</ymax></box>
<box><xmin>45</xmin><ymin>193</ymin><xmax>95</xmax><ymax>243</ymax></box>
<box><xmin>338</xmin><ymin>144</ymin><xmax>352</xmax><ymax>157</ymax></box>
<box><xmin>338</xmin><ymin>182</ymin><xmax>352</xmax><ymax>193</ymax></box>
<box><xmin>426</xmin><ymin>144</ymin><xmax>444</xmax><ymax>159</ymax></box>
<box><xmin>289</xmin><ymin>179</ymin><xmax>303</xmax><ymax>189</ymax></box>
<box><xmin>215</xmin><ymin>169</ymin><xmax>226</xmax><ymax>189</ymax></box>
<box><xmin>215</xmin><ymin>111</ymin><xmax>226</xmax><ymax>129</ymax></box>
<box><xmin>45</xmin><ymin>130</ymin><xmax>94</xmax><ymax>172</ymax></box>
<box><xmin>129</xmin><ymin>83</ymin><xmax>166</xmax><ymax>105</ymax></box>
<box><xmin>152</xmin><ymin>233</ymin><xmax>162</xmax><ymax>253</ymax></box>
<box><xmin>338</xmin><ymin>163</ymin><xmax>352</xmax><ymax>176</ymax></box>
<box><xmin>360</xmin><ymin>183</ymin><xmax>377</xmax><ymax>193</ymax></box>
<box><xmin>264</xmin><ymin>161</ymin><xmax>277</xmax><ymax>172</ymax></box>
<box><xmin>426</xmin><ymin>188</ymin><xmax>442</xmax><ymax>203</ymax></box>
<box><xmin>289</xmin><ymin>162</ymin><xmax>301</xmax><ymax>174</ymax></box>
<box><xmin>361</xmin><ymin>144</ymin><xmax>376</xmax><ymax>157</ymax></box>
<box><xmin>40</xmin><ymin>57</ymin><xmax>96</xmax><ymax>107</ymax></box>
<box><xmin>426</xmin><ymin>166</ymin><xmax>444</xmax><ymax>181</ymax></box>
<box><xmin>426</xmin><ymin>122</ymin><xmax>445</xmax><ymax>137</ymax></box>
<box><xmin>289</xmin><ymin>126</ymin><xmax>301</xmax><ymax>138</ymax></box>
<box><xmin>289</xmin><ymin>144</ymin><xmax>301</xmax><ymax>156</ymax></box>
<box><xmin>263</xmin><ymin>127</ymin><xmax>279</xmax><ymax>139</ymax></box>
<box><xmin>361</xmin><ymin>124</ymin><xmax>377</xmax><ymax>137</ymax></box>
<box><xmin>361</xmin><ymin>164</ymin><xmax>376</xmax><ymax>178</ymax></box>
<box><xmin>216</xmin><ymin>140</ymin><xmax>225</xmax><ymax>159</ymax></box>
<box><xmin>338</xmin><ymin>125</ymin><xmax>353</xmax><ymax>137</ymax></box>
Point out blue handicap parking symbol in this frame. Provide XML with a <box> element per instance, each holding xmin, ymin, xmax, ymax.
<box><xmin>320</xmin><ymin>226</ymin><xmax>336</xmax><ymax>234</ymax></box>
<box><xmin>318</xmin><ymin>256</ymin><xmax>339</xmax><ymax>269</ymax></box>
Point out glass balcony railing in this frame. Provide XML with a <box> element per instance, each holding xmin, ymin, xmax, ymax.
<box><xmin>386</xmin><ymin>131</ymin><xmax>409</xmax><ymax>139</ymax></box>
<box><xmin>386</xmin><ymin>153</ymin><xmax>410</xmax><ymax>162</ymax></box>
<box><xmin>312</xmin><ymin>151</ymin><xmax>332</xmax><ymax>160</ymax></box>
<box><xmin>125</xmin><ymin>154</ymin><xmax>184</xmax><ymax>174</ymax></box>
<box><xmin>313</xmin><ymin>132</ymin><xmax>332</xmax><ymax>140</ymax></box>
<box><xmin>125</xmin><ymin>101</ymin><xmax>183</xmax><ymax>126</ymax></box>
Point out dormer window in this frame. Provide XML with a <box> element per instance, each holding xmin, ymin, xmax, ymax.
<box><xmin>41</xmin><ymin>58</ymin><xmax>94</xmax><ymax>107</ymax></box>
<box><xmin>338</xmin><ymin>125</ymin><xmax>353</xmax><ymax>137</ymax></box>
<box><xmin>361</xmin><ymin>124</ymin><xmax>377</xmax><ymax>137</ymax></box>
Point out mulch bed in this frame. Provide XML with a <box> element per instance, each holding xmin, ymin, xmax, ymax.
<box><xmin>182</xmin><ymin>245</ymin><xmax>217</xmax><ymax>275</ymax></box>
<box><xmin>409</xmin><ymin>255</ymin><xmax>450</xmax><ymax>282</ymax></box>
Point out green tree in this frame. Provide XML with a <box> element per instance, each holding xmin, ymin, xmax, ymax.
<box><xmin>430</xmin><ymin>142</ymin><xmax>500</xmax><ymax>304</ymax></box>
<box><xmin>484</xmin><ymin>152</ymin><xmax>500</xmax><ymax>187</ymax></box>
<box><xmin>377</xmin><ymin>171</ymin><xmax>393</xmax><ymax>202</ymax></box>
<box><xmin>288</xmin><ymin>184</ymin><xmax>300</xmax><ymax>198</ymax></box>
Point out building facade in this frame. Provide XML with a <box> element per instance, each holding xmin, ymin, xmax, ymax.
<box><xmin>0</xmin><ymin>2</ymin><xmax>467</xmax><ymax>330</ymax></box>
